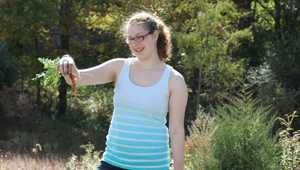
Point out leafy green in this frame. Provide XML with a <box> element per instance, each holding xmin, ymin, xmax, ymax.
<box><xmin>32</xmin><ymin>57</ymin><xmax>61</xmax><ymax>88</ymax></box>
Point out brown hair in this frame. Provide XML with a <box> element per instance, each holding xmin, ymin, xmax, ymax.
<box><xmin>122</xmin><ymin>12</ymin><xmax>172</xmax><ymax>62</ymax></box>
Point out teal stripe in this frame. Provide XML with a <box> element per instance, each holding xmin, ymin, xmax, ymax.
<box><xmin>114</xmin><ymin>106</ymin><xmax>165</xmax><ymax>120</ymax></box>
<box><xmin>107</xmin><ymin>134</ymin><xmax>167</xmax><ymax>147</ymax></box>
<box><xmin>114</xmin><ymin>98</ymin><xmax>168</xmax><ymax>116</ymax></box>
<box><xmin>109</xmin><ymin>130</ymin><xmax>168</xmax><ymax>142</ymax></box>
<box><xmin>104</xmin><ymin>147</ymin><xmax>170</xmax><ymax>168</ymax></box>
<box><xmin>106</xmin><ymin>145</ymin><xmax>169</xmax><ymax>157</ymax></box>
<box><xmin>113</xmin><ymin>114</ymin><xmax>166</xmax><ymax>127</ymax></box>
<box><xmin>103</xmin><ymin>157</ymin><xmax>170</xmax><ymax>170</ymax></box>
<box><xmin>114</xmin><ymin>101</ymin><xmax>168</xmax><ymax>119</ymax></box>
<box><xmin>102</xmin><ymin>58</ymin><xmax>172</xmax><ymax>169</ymax></box>
<box><xmin>111</xmin><ymin>121</ymin><xmax>168</xmax><ymax>134</ymax></box>
<box><xmin>106</xmin><ymin>151</ymin><xmax>170</xmax><ymax>162</ymax></box>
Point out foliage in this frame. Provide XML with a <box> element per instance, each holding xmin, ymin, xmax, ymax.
<box><xmin>174</xmin><ymin>0</ymin><xmax>250</xmax><ymax>110</ymax></box>
<box><xmin>185</xmin><ymin>106</ymin><xmax>218</xmax><ymax>169</ymax></box>
<box><xmin>32</xmin><ymin>57</ymin><xmax>61</xmax><ymax>88</ymax></box>
<box><xmin>207</xmin><ymin>85</ymin><xmax>281</xmax><ymax>170</ymax></box>
<box><xmin>0</xmin><ymin>80</ymin><xmax>37</xmax><ymax>118</ymax></box>
<box><xmin>0</xmin><ymin>0</ymin><xmax>58</xmax><ymax>81</ymax></box>
<box><xmin>247</xmin><ymin>62</ymin><xmax>300</xmax><ymax>120</ymax></box>
<box><xmin>65</xmin><ymin>84</ymin><xmax>114</xmax><ymax>130</ymax></box>
<box><xmin>252</xmin><ymin>1</ymin><xmax>275</xmax><ymax>31</ymax></box>
<box><xmin>63</xmin><ymin>142</ymin><xmax>102</xmax><ymax>170</ymax></box>
<box><xmin>0</xmin><ymin>41</ymin><xmax>19</xmax><ymax>88</ymax></box>
<box><xmin>269</xmin><ymin>37</ymin><xmax>300</xmax><ymax>91</ymax></box>
<box><xmin>251</xmin><ymin>0</ymin><xmax>300</xmax><ymax>94</ymax></box>
<box><xmin>277</xmin><ymin>111</ymin><xmax>300</xmax><ymax>169</ymax></box>
<box><xmin>0</xmin><ymin>0</ymin><xmax>300</xmax><ymax>167</ymax></box>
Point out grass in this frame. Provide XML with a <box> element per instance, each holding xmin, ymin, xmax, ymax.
<box><xmin>0</xmin><ymin>152</ymin><xmax>64</xmax><ymax>170</ymax></box>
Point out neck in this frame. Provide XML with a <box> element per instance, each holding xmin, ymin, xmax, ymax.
<box><xmin>134</xmin><ymin>55</ymin><xmax>163</xmax><ymax>70</ymax></box>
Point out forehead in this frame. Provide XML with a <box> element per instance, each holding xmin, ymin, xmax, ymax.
<box><xmin>127</xmin><ymin>24</ymin><xmax>148</xmax><ymax>37</ymax></box>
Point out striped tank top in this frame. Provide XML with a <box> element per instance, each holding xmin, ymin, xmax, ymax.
<box><xmin>102</xmin><ymin>57</ymin><xmax>172</xmax><ymax>170</ymax></box>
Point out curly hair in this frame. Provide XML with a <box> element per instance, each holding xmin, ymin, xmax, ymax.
<box><xmin>121</xmin><ymin>12</ymin><xmax>172</xmax><ymax>62</ymax></box>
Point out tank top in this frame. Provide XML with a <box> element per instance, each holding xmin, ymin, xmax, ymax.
<box><xmin>102</xmin><ymin>57</ymin><xmax>172</xmax><ymax>170</ymax></box>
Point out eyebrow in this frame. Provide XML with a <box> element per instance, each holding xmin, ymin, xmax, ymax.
<box><xmin>127</xmin><ymin>32</ymin><xmax>145</xmax><ymax>38</ymax></box>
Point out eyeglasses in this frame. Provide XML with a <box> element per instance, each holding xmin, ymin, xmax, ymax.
<box><xmin>125</xmin><ymin>31</ymin><xmax>153</xmax><ymax>44</ymax></box>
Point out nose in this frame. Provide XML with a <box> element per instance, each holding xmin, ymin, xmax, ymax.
<box><xmin>131</xmin><ymin>39</ymin><xmax>139</xmax><ymax>46</ymax></box>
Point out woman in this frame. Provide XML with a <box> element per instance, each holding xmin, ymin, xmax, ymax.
<box><xmin>56</xmin><ymin>12</ymin><xmax>187</xmax><ymax>170</ymax></box>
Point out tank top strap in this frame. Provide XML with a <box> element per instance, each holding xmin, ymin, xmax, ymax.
<box><xmin>158</xmin><ymin>65</ymin><xmax>173</xmax><ymax>86</ymax></box>
<box><xmin>122</xmin><ymin>57</ymin><xmax>133</xmax><ymax>75</ymax></box>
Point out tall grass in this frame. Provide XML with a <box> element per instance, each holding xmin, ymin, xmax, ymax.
<box><xmin>0</xmin><ymin>152</ymin><xmax>64</xmax><ymax>170</ymax></box>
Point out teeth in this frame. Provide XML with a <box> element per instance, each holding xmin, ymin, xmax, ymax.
<box><xmin>136</xmin><ymin>48</ymin><xmax>143</xmax><ymax>52</ymax></box>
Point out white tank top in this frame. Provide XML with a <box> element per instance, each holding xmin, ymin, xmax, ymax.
<box><xmin>102</xmin><ymin>57</ymin><xmax>173</xmax><ymax>169</ymax></box>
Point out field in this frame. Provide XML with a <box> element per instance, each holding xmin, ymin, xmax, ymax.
<box><xmin>0</xmin><ymin>153</ymin><xmax>64</xmax><ymax>170</ymax></box>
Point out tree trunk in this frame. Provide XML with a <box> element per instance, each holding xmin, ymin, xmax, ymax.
<box><xmin>57</xmin><ymin>76</ymin><xmax>68</xmax><ymax>116</ymax></box>
<box><xmin>34</xmin><ymin>35</ymin><xmax>41</xmax><ymax>104</ymax></box>
<box><xmin>196</xmin><ymin>58</ymin><xmax>202</xmax><ymax>112</ymax></box>
<box><xmin>274</xmin><ymin>0</ymin><xmax>282</xmax><ymax>40</ymax></box>
<box><xmin>56</xmin><ymin>0</ymin><xmax>72</xmax><ymax>116</ymax></box>
<box><xmin>252</xmin><ymin>0</ymin><xmax>257</xmax><ymax>27</ymax></box>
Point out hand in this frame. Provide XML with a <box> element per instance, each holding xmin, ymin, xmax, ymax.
<box><xmin>55</xmin><ymin>54</ymin><xmax>75</xmax><ymax>76</ymax></box>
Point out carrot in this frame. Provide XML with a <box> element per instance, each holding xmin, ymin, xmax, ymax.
<box><xmin>69</xmin><ymin>73</ymin><xmax>80</xmax><ymax>101</ymax></box>
<box><xmin>68</xmin><ymin>73</ymin><xmax>93</xmax><ymax>101</ymax></box>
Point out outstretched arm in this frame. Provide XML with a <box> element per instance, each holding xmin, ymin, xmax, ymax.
<box><xmin>168</xmin><ymin>69</ymin><xmax>188</xmax><ymax>170</ymax></box>
<box><xmin>55</xmin><ymin>54</ymin><xmax>125</xmax><ymax>86</ymax></box>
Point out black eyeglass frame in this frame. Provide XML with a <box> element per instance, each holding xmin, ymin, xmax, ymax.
<box><xmin>125</xmin><ymin>31</ymin><xmax>154</xmax><ymax>44</ymax></box>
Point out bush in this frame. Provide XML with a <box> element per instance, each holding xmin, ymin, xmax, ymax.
<box><xmin>185</xmin><ymin>106</ymin><xmax>218</xmax><ymax>170</ymax></box>
<box><xmin>277</xmin><ymin>111</ymin><xmax>300</xmax><ymax>169</ymax></box>
<box><xmin>0</xmin><ymin>80</ymin><xmax>37</xmax><ymax>118</ymax></box>
<box><xmin>247</xmin><ymin>62</ymin><xmax>300</xmax><ymax>124</ymax></box>
<box><xmin>207</xmin><ymin>86</ymin><xmax>281</xmax><ymax>170</ymax></box>
<box><xmin>63</xmin><ymin>142</ymin><xmax>102</xmax><ymax>170</ymax></box>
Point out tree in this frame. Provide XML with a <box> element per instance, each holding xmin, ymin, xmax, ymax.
<box><xmin>0</xmin><ymin>41</ymin><xmax>19</xmax><ymax>121</ymax></box>
<box><xmin>173</xmin><ymin>0</ymin><xmax>250</xmax><ymax>111</ymax></box>
<box><xmin>208</xmin><ymin>87</ymin><xmax>281</xmax><ymax>169</ymax></box>
<box><xmin>0</xmin><ymin>41</ymin><xmax>19</xmax><ymax>88</ymax></box>
<box><xmin>248</xmin><ymin>0</ymin><xmax>300</xmax><ymax>127</ymax></box>
<box><xmin>0</xmin><ymin>0</ymin><xmax>59</xmax><ymax>108</ymax></box>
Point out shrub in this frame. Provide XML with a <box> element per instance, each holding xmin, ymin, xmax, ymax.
<box><xmin>0</xmin><ymin>80</ymin><xmax>37</xmax><ymax>118</ymax></box>
<box><xmin>207</xmin><ymin>86</ymin><xmax>281</xmax><ymax>170</ymax></box>
<box><xmin>277</xmin><ymin>111</ymin><xmax>300</xmax><ymax>169</ymax></box>
<box><xmin>63</xmin><ymin>142</ymin><xmax>102</xmax><ymax>170</ymax></box>
<box><xmin>185</xmin><ymin>106</ymin><xmax>218</xmax><ymax>170</ymax></box>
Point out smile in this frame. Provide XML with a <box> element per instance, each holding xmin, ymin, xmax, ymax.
<box><xmin>135</xmin><ymin>48</ymin><xmax>144</xmax><ymax>52</ymax></box>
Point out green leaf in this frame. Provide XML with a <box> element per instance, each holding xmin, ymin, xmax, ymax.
<box><xmin>32</xmin><ymin>57</ymin><xmax>61</xmax><ymax>88</ymax></box>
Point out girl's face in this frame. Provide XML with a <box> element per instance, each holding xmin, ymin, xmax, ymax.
<box><xmin>126</xmin><ymin>24</ymin><xmax>158</xmax><ymax>61</ymax></box>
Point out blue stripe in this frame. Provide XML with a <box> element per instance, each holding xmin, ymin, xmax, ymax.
<box><xmin>111</xmin><ymin>121</ymin><xmax>168</xmax><ymax>134</ymax></box>
<box><xmin>102</xmin><ymin>58</ymin><xmax>172</xmax><ymax>169</ymax></box>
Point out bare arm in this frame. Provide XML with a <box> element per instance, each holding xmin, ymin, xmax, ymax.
<box><xmin>55</xmin><ymin>55</ymin><xmax>125</xmax><ymax>86</ymax></box>
<box><xmin>168</xmin><ymin>69</ymin><xmax>188</xmax><ymax>170</ymax></box>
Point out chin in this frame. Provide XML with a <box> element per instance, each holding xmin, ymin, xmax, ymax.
<box><xmin>136</xmin><ymin>55</ymin><xmax>149</xmax><ymax>61</ymax></box>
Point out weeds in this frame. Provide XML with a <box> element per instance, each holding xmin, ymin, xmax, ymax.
<box><xmin>0</xmin><ymin>151</ymin><xmax>64</xmax><ymax>170</ymax></box>
<box><xmin>207</xmin><ymin>87</ymin><xmax>281</xmax><ymax>169</ymax></box>
<box><xmin>63</xmin><ymin>142</ymin><xmax>102</xmax><ymax>170</ymax></box>
<box><xmin>277</xmin><ymin>111</ymin><xmax>300</xmax><ymax>169</ymax></box>
<box><xmin>185</xmin><ymin>106</ymin><xmax>218</xmax><ymax>170</ymax></box>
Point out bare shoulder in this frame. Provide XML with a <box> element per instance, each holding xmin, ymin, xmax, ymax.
<box><xmin>169</xmin><ymin>68</ymin><xmax>187</xmax><ymax>95</ymax></box>
<box><xmin>169</xmin><ymin>68</ymin><xmax>186</xmax><ymax>86</ymax></box>
<box><xmin>108</xmin><ymin>58</ymin><xmax>126</xmax><ymax>67</ymax></box>
<box><xmin>108</xmin><ymin>58</ymin><xmax>127</xmax><ymax>82</ymax></box>
<box><xmin>104</xmin><ymin>58</ymin><xmax>126</xmax><ymax>73</ymax></box>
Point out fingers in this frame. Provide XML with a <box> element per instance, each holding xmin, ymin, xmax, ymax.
<box><xmin>56</xmin><ymin>55</ymin><xmax>75</xmax><ymax>76</ymax></box>
<box><xmin>63</xmin><ymin>60</ymin><xmax>69</xmax><ymax>76</ymax></box>
<box><xmin>69</xmin><ymin>61</ymin><xmax>73</xmax><ymax>75</ymax></box>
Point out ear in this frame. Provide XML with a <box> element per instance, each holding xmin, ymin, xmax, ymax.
<box><xmin>152</xmin><ymin>30</ymin><xmax>159</xmax><ymax>42</ymax></box>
